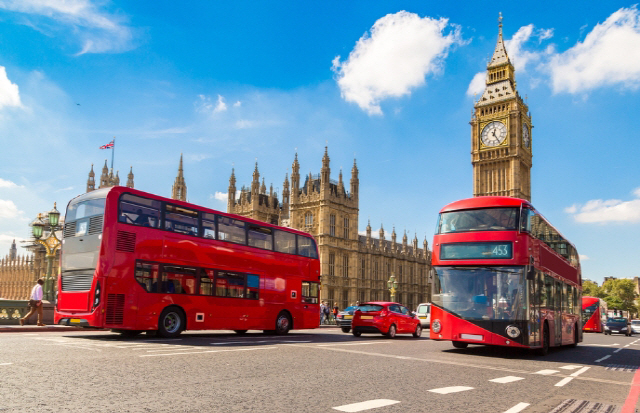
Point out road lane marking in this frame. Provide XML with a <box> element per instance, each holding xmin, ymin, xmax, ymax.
<box><xmin>333</xmin><ymin>399</ymin><xmax>400</xmax><ymax>412</ymax></box>
<box><xmin>211</xmin><ymin>340</ymin><xmax>268</xmax><ymax>345</ymax></box>
<box><xmin>596</xmin><ymin>355</ymin><xmax>611</xmax><ymax>363</ymax></box>
<box><xmin>559</xmin><ymin>365</ymin><xmax>582</xmax><ymax>370</ymax></box>
<box><xmin>503</xmin><ymin>402</ymin><xmax>530</xmax><ymax>413</ymax></box>
<box><xmin>534</xmin><ymin>370</ymin><xmax>559</xmax><ymax>375</ymax></box>
<box><xmin>428</xmin><ymin>386</ymin><xmax>474</xmax><ymax>394</ymax></box>
<box><xmin>621</xmin><ymin>367</ymin><xmax>640</xmax><ymax>413</ymax></box>
<box><xmin>0</xmin><ymin>363</ymin><xmax>13</xmax><ymax>366</ymax></box>
<box><xmin>140</xmin><ymin>346</ymin><xmax>277</xmax><ymax>357</ymax></box>
<box><xmin>282</xmin><ymin>344</ymin><xmax>631</xmax><ymax>386</ymax></box>
<box><xmin>555</xmin><ymin>367</ymin><xmax>590</xmax><ymax>387</ymax></box>
<box><xmin>614</xmin><ymin>348</ymin><xmax>623</xmax><ymax>353</ymax></box>
<box><xmin>317</xmin><ymin>342</ymin><xmax>391</xmax><ymax>347</ymax></box>
<box><xmin>490</xmin><ymin>376</ymin><xmax>525</xmax><ymax>384</ymax></box>
<box><xmin>582</xmin><ymin>343</ymin><xmax>620</xmax><ymax>347</ymax></box>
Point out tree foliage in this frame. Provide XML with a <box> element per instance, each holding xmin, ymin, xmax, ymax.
<box><xmin>600</xmin><ymin>278</ymin><xmax>639</xmax><ymax>317</ymax></box>
<box><xmin>582</xmin><ymin>280</ymin><xmax>604</xmax><ymax>298</ymax></box>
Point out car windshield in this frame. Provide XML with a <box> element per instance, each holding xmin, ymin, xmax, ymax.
<box><xmin>632</xmin><ymin>321</ymin><xmax>640</xmax><ymax>325</ymax></box>
<box><xmin>416</xmin><ymin>305</ymin><xmax>430</xmax><ymax>314</ymax></box>
<box><xmin>608</xmin><ymin>318</ymin><xmax>627</xmax><ymax>323</ymax></box>
<box><xmin>358</xmin><ymin>304</ymin><xmax>383</xmax><ymax>312</ymax></box>
<box><xmin>342</xmin><ymin>306</ymin><xmax>357</xmax><ymax>312</ymax></box>
<box><xmin>438</xmin><ymin>208</ymin><xmax>518</xmax><ymax>234</ymax></box>
<box><xmin>432</xmin><ymin>266</ymin><xmax>525</xmax><ymax>321</ymax></box>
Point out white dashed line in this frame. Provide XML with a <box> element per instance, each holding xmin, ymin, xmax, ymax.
<box><xmin>0</xmin><ymin>363</ymin><xmax>13</xmax><ymax>366</ymax></box>
<box><xmin>211</xmin><ymin>341</ymin><xmax>268</xmax><ymax>345</ymax></box>
<box><xmin>559</xmin><ymin>365</ymin><xmax>582</xmax><ymax>370</ymax></box>
<box><xmin>533</xmin><ymin>369</ymin><xmax>559</xmax><ymax>375</ymax></box>
<box><xmin>490</xmin><ymin>376</ymin><xmax>525</xmax><ymax>384</ymax></box>
<box><xmin>317</xmin><ymin>342</ymin><xmax>391</xmax><ymax>347</ymax></box>
<box><xmin>554</xmin><ymin>377</ymin><xmax>573</xmax><ymax>387</ymax></box>
<box><xmin>503</xmin><ymin>402</ymin><xmax>530</xmax><ymax>413</ymax></box>
<box><xmin>614</xmin><ymin>348</ymin><xmax>623</xmax><ymax>353</ymax></box>
<box><xmin>428</xmin><ymin>386</ymin><xmax>474</xmax><ymax>394</ymax></box>
<box><xmin>555</xmin><ymin>366</ymin><xmax>590</xmax><ymax>387</ymax></box>
<box><xmin>333</xmin><ymin>399</ymin><xmax>400</xmax><ymax>412</ymax></box>
<box><xmin>140</xmin><ymin>346</ymin><xmax>277</xmax><ymax>357</ymax></box>
<box><xmin>596</xmin><ymin>355</ymin><xmax>612</xmax><ymax>363</ymax></box>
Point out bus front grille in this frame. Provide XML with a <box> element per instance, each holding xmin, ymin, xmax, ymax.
<box><xmin>63</xmin><ymin>222</ymin><xmax>77</xmax><ymax>238</ymax></box>
<box><xmin>89</xmin><ymin>216</ymin><xmax>103</xmax><ymax>235</ymax></box>
<box><xmin>61</xmin><ymin>273</ymin><xmax>94</xmax><ymax>291</ymax></box>
<box><xmin>106</xmin><ymin>294</ymin><xmax>125</xmax><ymax>325</ymax></box>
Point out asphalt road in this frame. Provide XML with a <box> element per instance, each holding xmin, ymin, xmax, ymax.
<box><xmin>1</xmin><ymin>328</ymin><xmax>638</xmax><ymax>413</ymax></box>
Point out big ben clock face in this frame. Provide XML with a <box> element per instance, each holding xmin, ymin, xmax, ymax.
<box><xmin>481</xmin><ymin>121</ymin><xmax>507</xmax><ymax>147</ymax></box>
<box><xmin>522</xmin><ymin>124</ymin><xmax>530</xmax><ymax>148</ymax></box>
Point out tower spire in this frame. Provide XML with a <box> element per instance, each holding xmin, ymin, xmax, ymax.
<box><xmin>171</xmin><ymin>153</ymin><xmax>187</xmax><ymax>201</ymax></box>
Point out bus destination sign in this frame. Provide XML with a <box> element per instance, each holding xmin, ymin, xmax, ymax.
<box><xmin>440</xmin><ymin>242</ymin><xmax>513</xmax><ymax>260</ymax></box>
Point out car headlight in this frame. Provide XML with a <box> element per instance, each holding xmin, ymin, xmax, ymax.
<box><xmin>506</xmin><ymin>325</ymin><xmax>521</xmax><ymax>338</ymax></box>
<box><xmin>432</xmin><ymin>319</ymin><xmax>442</xmax><ymax>333</ymax></box>
<box><xmin>604</xmin><ymin>326</ymin><xmax>610</xmax><ymax>330</ymax></box>
<box><xmin>622</xmin><ymin>327</ymin><xmax>628</xmax><ymax>331</ymax></box>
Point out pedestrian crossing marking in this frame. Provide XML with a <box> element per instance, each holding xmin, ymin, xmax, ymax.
<box><xmin>534</xmin><ymin>369</ymin><xmax>559</xmax><ymax>375</ymax></box>
<box><xmin>333</xmin><ymin>399</ymin><xmax>400</xmax><ymax>412</ymax></box>
<box><xmin>559</xmin><ymin>365</ymin><xmax>582</xmax><ymax>370</ymax></box>
<box><xmin>428</xmin><ymin>386</ymin><xmax>474</xmax><ymax>394</ymax></box>
<box><xmin>490</xmin><ymin>376</ymin><xmax>525</xmax><ymax>384</ymax></box>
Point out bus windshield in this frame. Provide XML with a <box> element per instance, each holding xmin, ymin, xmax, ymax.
<box><xmin>432</xmin><ymin>266</ymin><xmax>525</xmax><ymax>321</ymax></box>
<box><xmin>582</xmin><ymin>301</ymin><xmax>599</xmax><ymax>324</ymax></box>
<box><xmin>438</xmin><ymin>208</ymin><xmax>518</xmax><ymax>234</ymax></box>
<box><xmin>67</xmin><ymin>198</ymin><xmax>106</xmax><ymax>221</ymax></box>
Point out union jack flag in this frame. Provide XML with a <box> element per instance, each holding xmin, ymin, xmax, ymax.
<box><xmin>99</xmin><ymin>140</ymin><xmax>114</xmax><ymax>149</ymax></box>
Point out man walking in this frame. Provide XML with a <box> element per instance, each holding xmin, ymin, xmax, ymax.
<box><xmin>20</xmin><ymin>279</ymin><xmax>46</xmax><ymax>326</ymax></box>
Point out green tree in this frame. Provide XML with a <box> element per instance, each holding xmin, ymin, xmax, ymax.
<box><xmin>602</xmin><ymin>279</ymin><xmax>639</xmax><ymax>318</ymax></box>
<box><xmin>582</xmin><ymin>280</ymin><xmax>604</xmax><ymax>298</ymax></box>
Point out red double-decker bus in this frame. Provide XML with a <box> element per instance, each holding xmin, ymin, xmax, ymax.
<box><xmin>582</xmin><ymin>296</ymin><xmax>607</xmax><ymax>333</ymax></box>
<box><xmin>55</xmin><ymin>186</ymin><xmax>321</xmax><ymax>337</ymax></box>
<box><xmin>429</xmin><ymin>197</ymin><xmax>582</xmax><ymax>355</ymax></box>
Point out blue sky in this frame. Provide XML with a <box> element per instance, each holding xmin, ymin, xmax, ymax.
<box><xmin>1</xmin><ymin>1</ymin><xmax>639</xmax><ymax>285</ymax></box>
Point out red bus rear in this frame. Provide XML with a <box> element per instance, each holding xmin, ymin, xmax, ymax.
<box><xmin>582</xmin><ymin>296</ymin><xmax>606</xmax><ymax>333</ymax></box>
<box><xmin>429</xmin><ymin>197</ymin><xmax>582</xmax><ymax>355</ymax></box>
<box><xmin>55</xmin><ymin>186</ymin><xmax>321</xmax><ymax>337</ymax></box>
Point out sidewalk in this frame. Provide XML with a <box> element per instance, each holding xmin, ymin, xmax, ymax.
<box><xmin>0</xmin><ymin>324</ymin><xmax>104</xmax><ymax>333</ymax></box>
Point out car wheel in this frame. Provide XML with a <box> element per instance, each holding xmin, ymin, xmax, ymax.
<box><xmin>386</xmin><ymin>324</ymin><xmax>397</xmax><ymax>339</ymax></box>
<box><xmin>158</xmin><ymin>307</ymin><xmax>184</xmax><ymax>338</ymax></box>
<box><xmin>413</xmin><ymin>324</ymin><xmax>422</xmax><ymax>338</ymax></box>
<box><xmin>352</xmin><ymin>331</ymin><xmax>361</xmax><ymax>337</ymax></box>
<box><xmin>452</xmin><ymin>341</ymin><xmax>468</xmax><ymax>349</ymax></box>
<box><xmin>341</xmin><ymin>327</ymin><xmax>351</xmax><ymax>333</ymax></box>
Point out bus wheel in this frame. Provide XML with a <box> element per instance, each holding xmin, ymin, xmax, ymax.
<box><xmin>452</xmin><ymin>341</ymin><xmax>468</xmax><ymax>349</ymax></box>
<box><xmin>569</xmin><ymin>325</ymin><xmax>579</xmax><ymax>348</ymax></box>
<box><xmin>538</xmin><ymin>323</ymin><xmax>550</xmax><ymax>356</ymax></box>
<box><xmin>386</xmin><ymin>324</ymin><xmax>397</xmax><ymax>339</ymax></box>
<box><xmin>234</xmin><ymin>330</ymin><xmax>248</xmax><ymax>335</ymax></box>
<box><xmin>158</xmin><ymin>307</ymin><xmax>184</xmax><ymax>338</ymax></box>
<box><xmin>275</xmin><ymin>312</ymin><xmax>291</xmax><ymax>335</ymax></box>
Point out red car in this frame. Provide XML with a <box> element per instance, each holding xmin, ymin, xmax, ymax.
<box><xmin>351</xmin><ymin>302</ymin><xmax>422</xmax><ymax>338</ymax></box>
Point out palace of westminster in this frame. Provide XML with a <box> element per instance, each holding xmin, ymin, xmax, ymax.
<box><xmin>1</xmin><ymin>18</ymin><xmax>534</xmax><ymax>310</ymax></box>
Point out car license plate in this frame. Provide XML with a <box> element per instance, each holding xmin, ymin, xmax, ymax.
<box><xmin>361</xmin><ymin>316</ymin><xmax>373</xmax><ymax>320</ymax></box>
<box><xmin>612</xmin><ymin>330</ymin><xmax>619</xmax><ymax>333</ymax></box>
<box><xmin>70</xmin><ymin>318</ymin><xmax>81</xmax><ymax>323</ymax></box>
<box><xmin>344</xmin><ymin>315</ymin><xmax>353</xmax><ymax>319</ymax></box>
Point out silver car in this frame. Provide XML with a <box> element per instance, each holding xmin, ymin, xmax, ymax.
<box><xmin>416</xmin><ymin>303</ymin><xmax>431</xmax><ymax>328</ymax></box>
<box><xmin>631</xmin><ymin>320</ymin><xmax>640</xmax><ymax>334</ymax></box>
<box><xmin>336</xmin><ymin>306</ymin><xmax>358</xmax><ymax>333</ymax></box>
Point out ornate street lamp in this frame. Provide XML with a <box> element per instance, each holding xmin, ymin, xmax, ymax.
<box><xmin>31</xmin><ymin>203</ymin><xmax>62</xmax><ymax>301</ymax></box>
<box><xmin>387</xmin><ymin>274</ymin><xmax>398</xmax><ymax>302</ymax></box>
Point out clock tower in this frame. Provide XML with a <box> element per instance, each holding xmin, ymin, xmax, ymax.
<box><xmin>471</xmin><ymin>14</ymin><xmax>532</xmax><ymax>201</ymax></box>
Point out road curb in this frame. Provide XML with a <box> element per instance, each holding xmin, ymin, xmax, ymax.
<box><xmin>0</xmin><ymin>326</ymin><xmax>107</xmax><ymax>333</ymax></box>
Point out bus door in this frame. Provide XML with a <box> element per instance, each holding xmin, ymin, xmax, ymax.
<box><xmin>554</xmin><ymin>279</ymin><xmax>563</xmax><ymax>345</ymax></box>
<box><xmin>528</xmin><ymin>275</ymin><xmax>540</xmax><ymax>347</ymax></box>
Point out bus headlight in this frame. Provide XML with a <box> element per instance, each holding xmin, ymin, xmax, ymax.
<box><xmin>506</xmin><ymin>325</ymin><xmax>521</xmax><ymax>338</ymax></box>
<box><xmin>93</xmin><ymin>281</ymin><xmax>101</xmax><ymax>309</ymax></box>
<box><xmin>432</xmin><ymin>319</ymin><xmax>442</xmax><ymax>333</ymax></box>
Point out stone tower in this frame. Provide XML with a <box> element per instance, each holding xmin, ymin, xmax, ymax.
<box><xmin>87</xmin><ymin>162</ymin><xmax>132</xmax><ymax>193</ymax></box>
<box><xmin>470</xmin><ymin>13</ymin><xmax>532</xmax><ymax>201</ymax></box>
<box><xmin>126</xmin><ymin>166</ymin><xmax>134</xmax><ymax>188</ymax></box>
<box><xmin>86</xmin><ymin>164</ymin><xmax>95</xmax><ymax>192</ymax></box>
<box><xmin>171</xmin><ymin>154</ymin><xmax>187</xmax><ymax>201</ymax></box>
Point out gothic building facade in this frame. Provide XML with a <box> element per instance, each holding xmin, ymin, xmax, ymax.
<box><xmin>86</xmin><ymin>160</ymin><xmax>134</xmax><ymax>193</ymax></box>
<box><xmin>228</xmin><ymin>148</ymin><xmax>432</xmax><ymax>311</ymax></box>
<box><xmin>471</xmin><ymin>15</ymin><xmax>532</xmax><ymax>201</ymax></box>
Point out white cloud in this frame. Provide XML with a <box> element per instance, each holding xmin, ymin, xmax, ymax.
<box><xmin>0</xmin><ymin>178</ymin><xmax>22</xmax><ymax>188</ymax></box>
<box><xmin>195</xmin><ymin>94</ymin><xmax>228</xmax><ymax>114</ymax></box>
<box><xmin>566</xmin><ymin>187</ymin><xmax>640</xmax><ymax>223</ymax></box>
<box><xmin>0</xmin><ymin>199</ymin><xmax>23</xmax><ymax>219</ymax></box>
<box><xmin>332</xmin><ymin>11</ymin><xmax>464</xmax><ymax>115</ymax></box>
<box><xmin>213</xmin><ymin>95</ymin><xmax>227</xmax><ymax>113</ymax></box>
<box><xmin>466</xmin><ymin>72</ymin><xmax>486</xmax><ymax>97</ymax></box>
<box><xmin>0</xmin><ymin>234</ymin><xmax>27</xmax><ymax>257</ymax></box>
<box><xmin>0</xmin><ymin>0</ymin><xmax>136</xmax><ymax>54</ymax></box>
<box><xmin>233</xmin><ymin>101</ymin><xmax>242</xmax><ymax>107</ymax></box>
<box><xmin>213</xmin><ymin>192</ymin><xmax>228</xmax><ymax>202</ymax></box>
<box><xmin>0</xmin><ymin>67</ymin><xmax>23</xmax><ymax>109</ymax></box>
<box><xmin>547</xmin><ymin>6</ymin><xmax>640</xmax><ymax>94</ymax></box>
<box><xmin>579</xmin><ymin>254</ymin><xmax>590</xmax><ymax>261</ymax></box>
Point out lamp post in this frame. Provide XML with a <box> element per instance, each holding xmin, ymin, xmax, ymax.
<box><xmin>31</xmin><ymin>203</ymin><xmax>62</xmax><ymax>302</ymax></box>
<box><xmin>387</xmin><ymin>274</ymin><xmax>398</xmax><ymax>302</ymax></box>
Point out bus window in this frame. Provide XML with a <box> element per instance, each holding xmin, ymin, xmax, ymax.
<box><xmin>216</xmin><ymin>271</ymin><xmax>245</xmax><ymax>298</ymax></box>
<box><xmin>297</xmin><ymin>235</ymin><xmax>318</xmax><ymax>259</ymax></box>
<box><xmin>544</xmin><ymin>275</ymin><xmax>554</xmax><ymax>310</ymax></box>
<box><xmin>164</xmin><ymin>204</ymin><xmax>199</xmax><ymax>236</ymax></box>
<box><xmin>438</xmin><ymin>208</ymin><xmax>518</xmax><ymax>233</ymax></box>
<box><xmin>248</xmin><ymin>225</ymin><xmax>273</xmax><ymax>250</ymax></box>
<box><xmin>135</xmin><ymin>262</ymin><xmax>159</xmax><ymax>293</ymax></box>
<box><xmin>200</xmin><ymin>269</ymin><xmax>214</xmax><ymax>295</ymax></box>
<box><xmin>119</xmin><ymin>194</ymin><xmax>160</xmax><ymax>228</ymax></box>
<box><xmin>202</xmin><ymin>213</ymin><xmax>216</xmax><ymax>239</ymax></box>
<box><xmin>161</xmin><ymin>265</ymin><xmax>197</xmax><ymax>294</ymax></box>
<box><xmin>274</xmin><ymin>230</ymin><xmax>296</xmax><ymax>254</ymax></box>
<box><xmin>246</xmin><ymin>275</ymin><xmax>259</xmax><ymax>300</ymax></box>
<box><xmin>302</xmin><ymin>281</ymin><xmax>319</xmax><ymax>304</ymax></box>
<box><xmin>67</xmin><ymin>198</ymin><xmax>106</xmax><ymax>221</ymax></box>
<box><xmin>218</xmin><ymin>216</ymin><xmax>246</xmax><ymax>244</ymax></box>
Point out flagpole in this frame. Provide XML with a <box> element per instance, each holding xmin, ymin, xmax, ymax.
<box><xmin>111</xmin><ymin>137</ymin><xmax>115</xmax><ymax>171</ymax></box>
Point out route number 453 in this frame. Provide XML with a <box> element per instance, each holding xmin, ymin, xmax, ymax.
<box><xmin>492</xmin><ymin>245</ymin><xmax>509</xmax><ymax>256</ymax></box>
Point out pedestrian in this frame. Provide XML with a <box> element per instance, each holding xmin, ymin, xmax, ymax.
<box><xmin>320</xmin><ymin>301</ymin><xmax>327</xmax><ymax>325</ymax></box>
<box><xmin>333</xmin><ymin>302</ymin><xmax>339</xmax><ymax>323</ymax></box>
<box><xmin>322</xmin><ymin>302</ymin><xmax>330</xmax><ymax>324</ymax></box>
<box><xmin>20</xmin><ymin>278</ymin><xmax>46</xmax><ymax>326</ymax></box>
